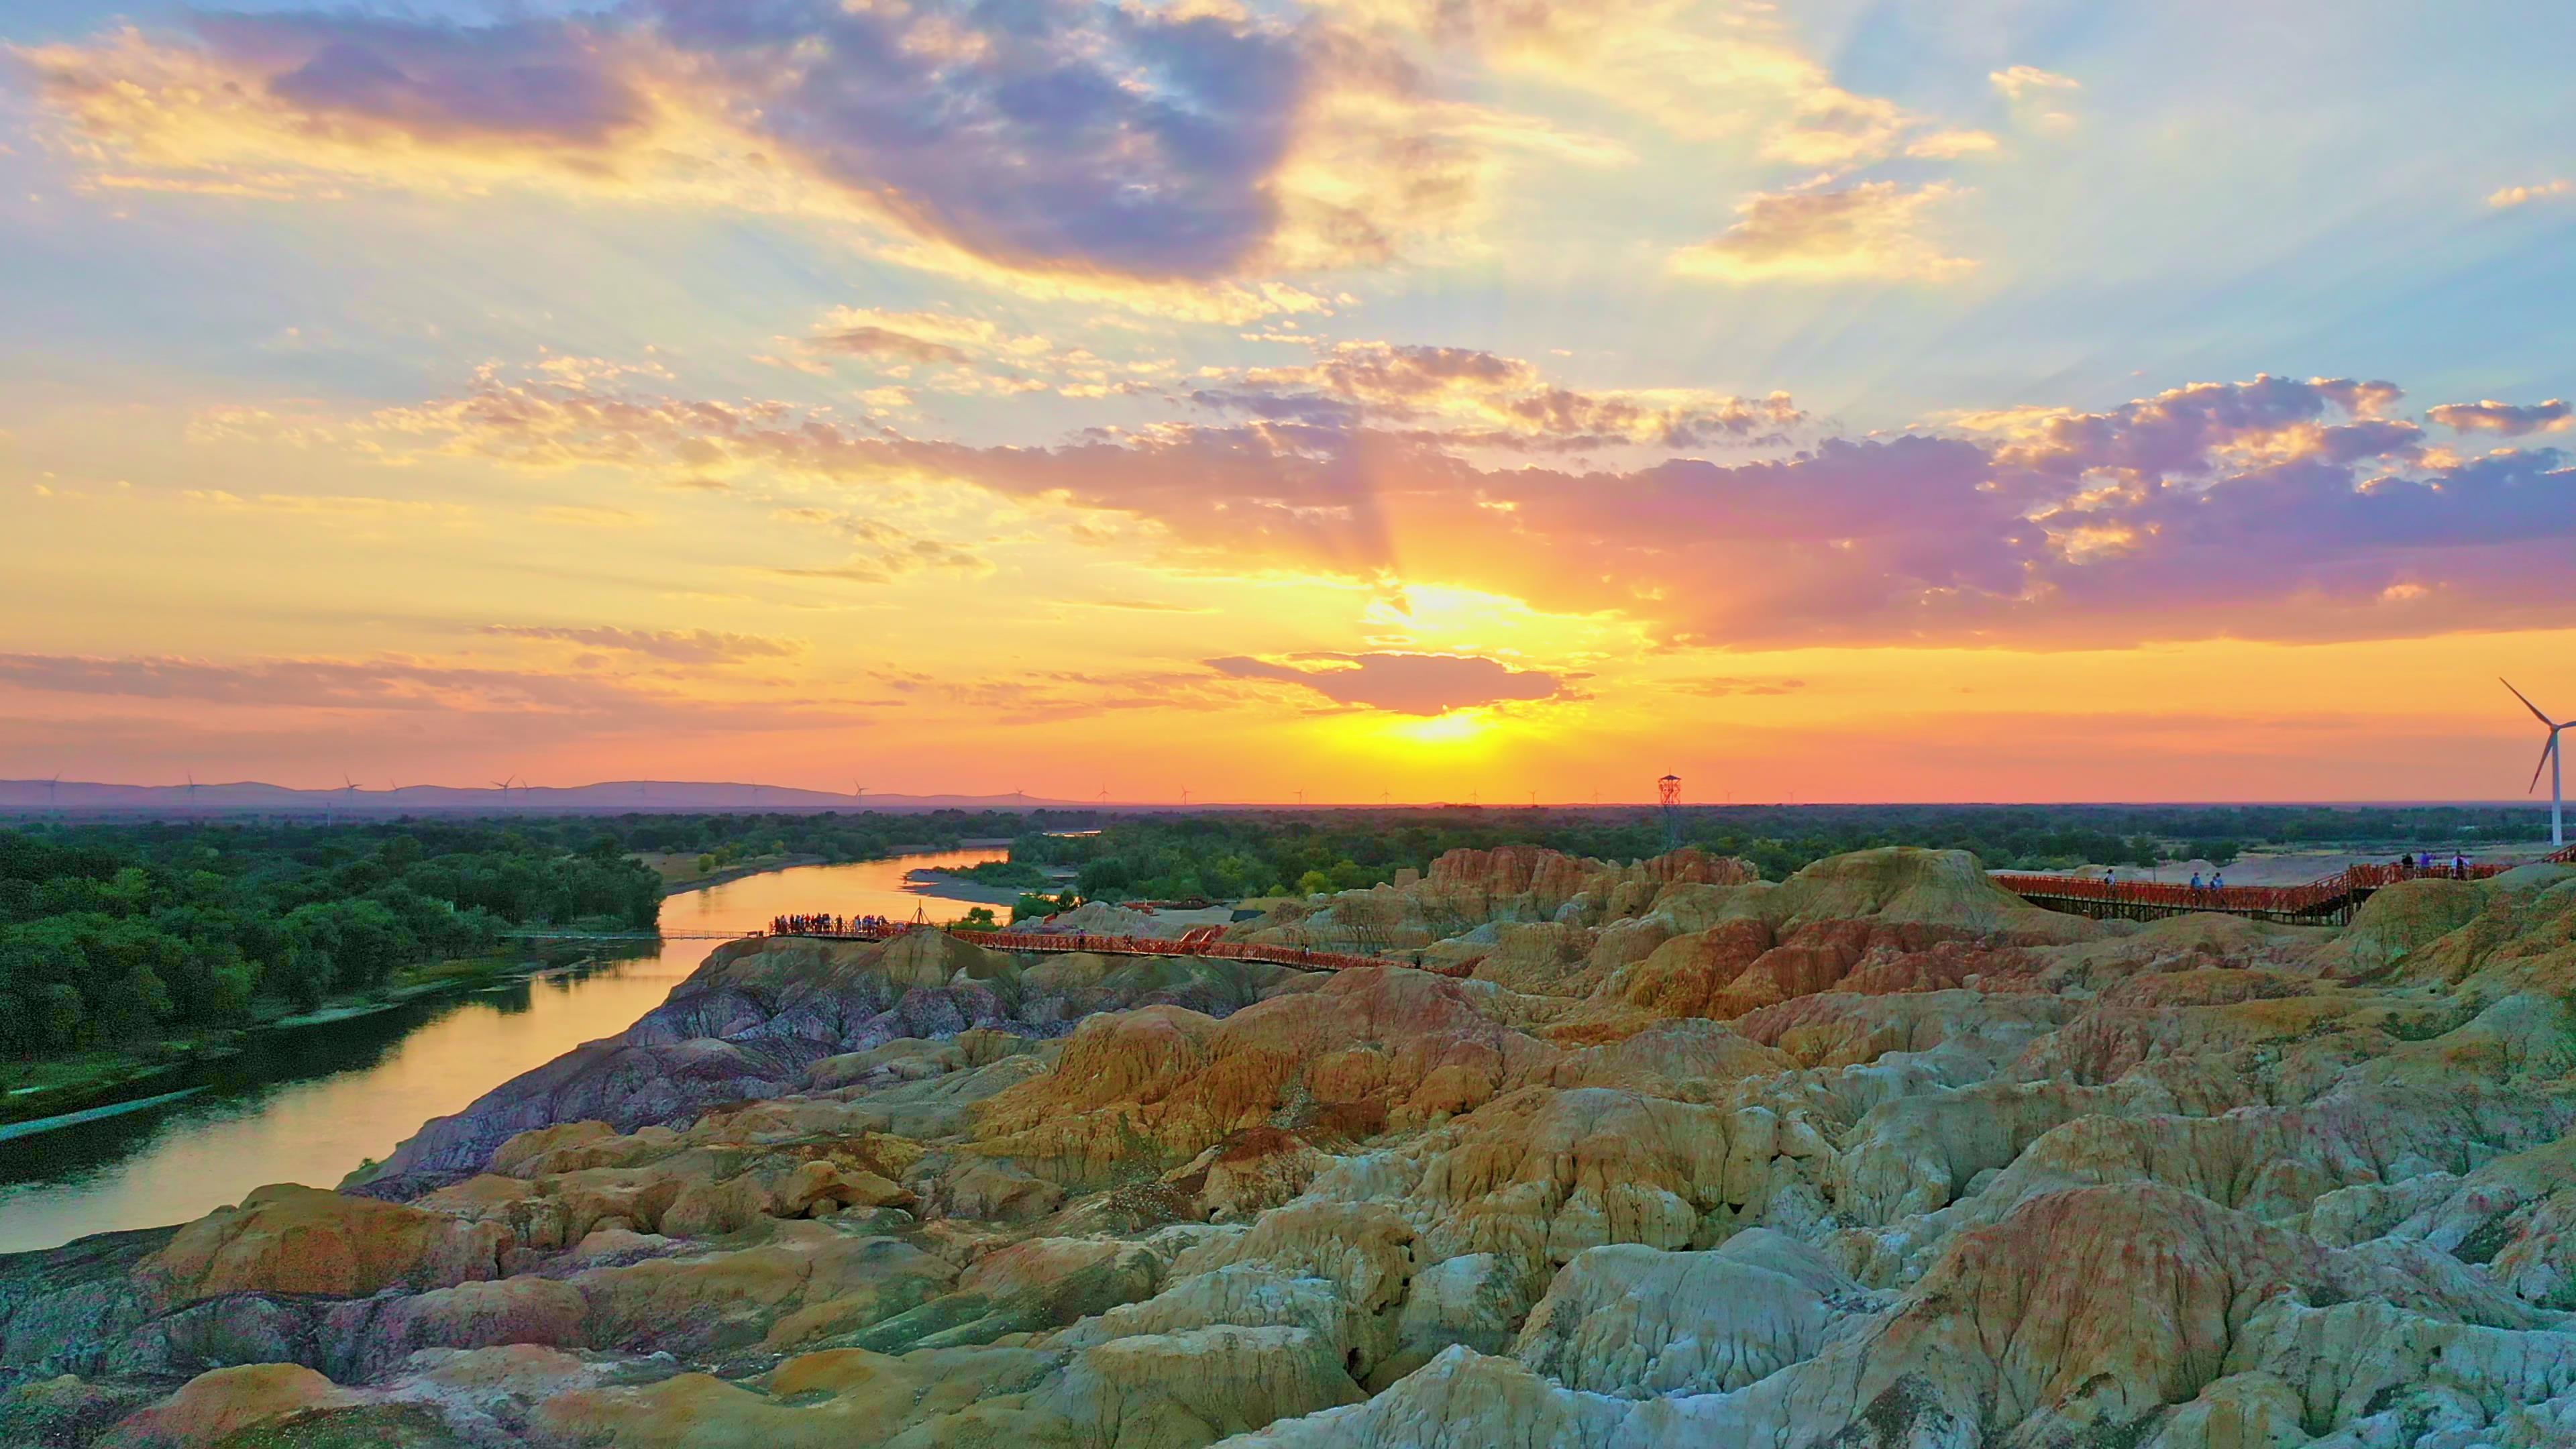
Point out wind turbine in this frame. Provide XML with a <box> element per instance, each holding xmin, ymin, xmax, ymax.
<box><xmin>47</xmin><ymin>773</ymin><xmax>60</xmax><ymax>814</ymax></box>
<box><xmin>490</xmin><ymin>774</ymin><xmax>518</xmax><ymax>812</ymax></box>
<box><xmin>2504</xmin><ymin>679</ymin><xmax>2569</xmax><ymax>847</ymax></box>
<box><xmin>183</xmin><ymin>769</ymin><xmax>197</xmax><ymax>819</ymax></box>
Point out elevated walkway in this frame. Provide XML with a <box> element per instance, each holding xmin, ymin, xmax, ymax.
<box><xmin>1996</xmin><ymin>845</ymin><xmax>2575</xmax><ymax>926</ymax></box>
<box><xmin>762</xmin><ymin>920</ymin><xmax>1463</xmax><ymax>976</ymax></box>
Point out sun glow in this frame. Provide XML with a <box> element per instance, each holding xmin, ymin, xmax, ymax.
<box><xmin>1385</xmin><ymin>709</ymin><xmax>1498</xmax><ymax>747</ymax></box>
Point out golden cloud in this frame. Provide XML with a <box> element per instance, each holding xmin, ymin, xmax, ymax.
<box><xmin>1672</xmin><ymin>181</ymin><xmax>1975</xmax><ymax>283</ymax></box>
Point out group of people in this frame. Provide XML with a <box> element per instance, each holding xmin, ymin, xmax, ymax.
<box><xmin>2183</xmin><ymin>869</ymin><xmax>2227</xmax><ymax>900</ymax></box>
<box><xmin>769</xmin><ymin>912</ymin><xmax>898</xmax><ymax>936</ymax></box>
<box><xmin>2396</xmin><ymin>853</ymin><xmax>2475</xmax><ymax>879</ymax></box>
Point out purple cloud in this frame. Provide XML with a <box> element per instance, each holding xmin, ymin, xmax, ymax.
<box><xmin>1208</xmin><ymin>652</ymin><xmax>1576</xmax><ymax>714</ymax></box>
<box><xmin>2428</xmin><ymin>398</ymin><xmax>2573</xmax><ymax>436</ymax></box>
<box><xmin>381</xmin><ymin>362</ymin><xmax>2576</xmax><ymax>651</ymax></box>
<box><xmin>653</xmin><ymin>0</ymin><xmax>1313</xmax><ymax>278</ymax></box>
<box><xmin>196</xmin><ymin>13</ymin><xmax>648</xmax><ymax>148</ymax></box>
<box><xmin>170</xmin><ymin>0</ymin><xmax>1322</xmax><ymax>279</ymax></box>
<box><xmin>478</xmin><ymin>625</ymin><xmax>800</xmax><ymax>663</ymax></box>
<box><xmin>1185</xmin><ymin>341</ymin><xmax>1806</xmax><ymax>452</ymax></box>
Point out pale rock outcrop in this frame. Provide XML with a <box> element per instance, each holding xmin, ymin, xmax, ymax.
<box><xmin>141</xmin><ymin>1185</ymin><xmax>507</xmax><ymax>1304</ymax></box>
<box><xmin>1388</xmin><ymin>1253</ymin><xmax>1529</xmax><ymax>1379</ymax></box>
<box><xmin>1832</xmin><ymin>1079</ymin><xmax>2137</xmax><ymax>1222</ymax></box>
<box><xmin>1511</xmin><ymin>1232</ymin><xmax>1876</xmax><ymax>1397</ymax></box>
<box><xmin>1627</xmin><ymin>1183</ymin><xmax>2544</xmax><ymax>1449</ymax></box>
<box><xmin>1225</xmin><ymin>1344</ymin><xmax>1631</xmax><ymax>1449</ymax></box>
<box><xmin>1389</xmin><ymin>1087</ymin><xmax>1748</xmax><ymax>1273</ymax></box>
<box><xmin>531</xmin><ymin>1344</ymin><xmax>1061</xmax><ymax>1449</ymax></box>
<box><xmin>922</xmin><ymin>1323</ymin><xmax>1362</xmax><ymax>1449</ymax></box>
<box><xmin>321</xmin><ymin>1275</ymin><xmax>588</xmax><ymax>1380</ymax></box>
<box><xmin>2139</xmin><ymin>1371</ymin><xmax>2312</xmax><ymax>1449</ymax></box>
<box><xmin>358</xmin><ymin>934</ymin><xmax>1289</xmax><ymax>1199</ymax></box>
<box><xmin>973</xmin><ymin>968</ymin><xmax>1560</xmax><ymax>1189</ymax></box>
<box><xmin>1166</xmin><ymin>1201</ymin><xmax>1413</xmax><ymax>1377</ymax></box>
<box><xmin>1733</xmin><ymin>988</ymin><xmax>2076</xmax><ymax>1069</ymax></box>
<box><xmin>98</xmin><ymin>1362</ymin><xmax>358</xmax><ymax>1448</ymax></box>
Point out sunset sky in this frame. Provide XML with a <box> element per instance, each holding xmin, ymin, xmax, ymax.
<box><xmin>3</xmin><ymin>0</ymin><xmax>2573</xmax><ymax>804</ymax></box>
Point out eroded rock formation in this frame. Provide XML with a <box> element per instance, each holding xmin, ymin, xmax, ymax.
<box><xmin>10</xmin><ymin>846</ymin><xmax>2576</xmax><ymax>1448</ymax></box>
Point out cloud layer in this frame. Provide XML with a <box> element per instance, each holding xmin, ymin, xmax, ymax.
<box><xmin>14</xmin><ymin>0</ymin><xmax>1493</xmax><ymax>300</ymax></box>
<box><xmin>358</xmin><ymin>360</ymin><xmax>2576</xmax><ymax>654</ymax></box>
<box><xmin>1673</xmin><ymin>181</ymin><xmax>1972</xmax><ymax>282</ymax></box>
<box><xmin>1210</xmin><ymin>652</ymin><xmax>1575</xmax><ymax>714</ymax></box>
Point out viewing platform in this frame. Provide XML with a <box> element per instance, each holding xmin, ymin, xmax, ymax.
<box><xmin>1996</xmin><ymin>845</ymin><xmax>2576</xmax><ymax>926</ymax></box>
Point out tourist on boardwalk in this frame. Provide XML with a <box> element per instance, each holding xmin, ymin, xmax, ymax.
<box><xmin>2188</xmin><ymin>871</ymin><xmax>2203</xmax><ymax>902</ymax></box>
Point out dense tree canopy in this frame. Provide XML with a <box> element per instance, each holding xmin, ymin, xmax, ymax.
<box><xmin>0</xmin><ymin>807</ymin><xmax>1048</xmax><ymax>1058</ymax></box>
<box><xmin>0</xmin><ymin>822</ymin><xmax>651</xmax><ymax>1055</ymax></box>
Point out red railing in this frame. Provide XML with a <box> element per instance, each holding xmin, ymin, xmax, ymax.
<box><xmin>1994</xmin><ymin>857</ymin><xmax>2521</xmax><ymax>920</ymax></box>
<box><xmin>759</xmin><ymin>922</ymin><xmax>1464</xmax><ymax>977</ymax></box>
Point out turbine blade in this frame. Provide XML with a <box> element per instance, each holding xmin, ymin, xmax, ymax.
<box><xmin>2533</xmin><ymin>735</ymin><xmax>2560</xmax><ymax>796</ymax></box>
<box><xmin>2503</xmin><ymin>678</ymin><xmax>2559</xmax><ymax>728</ymax></box>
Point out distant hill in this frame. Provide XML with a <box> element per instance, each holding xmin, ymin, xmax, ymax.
<box><xmin>0</xmin><ymin>779</ymin><xmax>1093</xmax><ymax>818</ymax></box>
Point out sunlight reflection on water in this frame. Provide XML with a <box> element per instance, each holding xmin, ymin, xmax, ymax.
<box><xmin>0</xmin><ymin>849</ymin><xmax>1000</xmax><ymax>1252</ymax></box>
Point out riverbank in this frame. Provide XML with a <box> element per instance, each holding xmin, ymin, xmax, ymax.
<box><xmin>906</xmin><ymin>866</ymin><xmax>1079</xmax><ymax>906</ymax></box>
<box><xmin>640</xmin><ymin>851</ymin><xmax>825</xmax><ymax>896</ymax></box>
<box><xmin>651</xmin><ymin>843</ymin><xmax>1019</xmax><ymax>898</ymax></box>
<box><xmin>0</xmin><ymin>851</ymin><xmax>1010</xmax><ymax>1252</ymax></box>
<box><xmin>0</xmin><ymin>951</ymin><xmax>580</xmax><ymax>1130</ymax></box>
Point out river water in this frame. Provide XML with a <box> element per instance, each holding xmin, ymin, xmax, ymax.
<box><xmin>0</xmin><ymin>850</ymin><xmax>1002</xmax><ymax>1254</ymax></box>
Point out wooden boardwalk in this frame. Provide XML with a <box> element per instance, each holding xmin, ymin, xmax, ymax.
<box><xmin>761</xmin><ymin>921</ymin><xmax>1459</xmax><ymax>976</ymax></box>
<box><xmin>1996</xmin><ymin>845</ymin><xmax>2575</xmax><ymax>926</ymax></box>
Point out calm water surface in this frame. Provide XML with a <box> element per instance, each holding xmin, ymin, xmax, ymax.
<box><xmin>0</xmin><ymin>851</ymin><xmax>1000</xmax><ymax>1253</ymax></box>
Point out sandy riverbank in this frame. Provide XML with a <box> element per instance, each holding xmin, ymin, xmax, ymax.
<box><xmin>641</xmin><ymin>852</ymin><xmax>826</xmax><ymax>896</ymax></box>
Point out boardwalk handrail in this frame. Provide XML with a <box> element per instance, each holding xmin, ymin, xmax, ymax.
<box><xmin>770</xmin><ymin>847</ymin><xmax>2576</xmax><ymax>950</ymax></box>
<box><xmin>1994</xmin><ymin>852</ymin><xmax>2562</xmax><ymax>923</ymax></box>
<box><xmin>759</xmin><ymin>921</ymin><xmax>1464</xmax><ymax>977</ymax></box>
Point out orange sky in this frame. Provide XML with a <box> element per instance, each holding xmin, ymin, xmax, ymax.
<box><xmin>3</xmin><ymin>0</ymin><xmax>2573</xmax><ymax>803</ymax></box>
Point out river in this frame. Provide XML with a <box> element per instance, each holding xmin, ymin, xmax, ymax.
<box><xmin>0</xmin><ymin>849</ymin><xmax>1004</xmax><ymax>1254</ymax></box>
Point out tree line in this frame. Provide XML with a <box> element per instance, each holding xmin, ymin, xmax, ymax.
<box><xmin>0</xmin><ymin>808</ymin><xmax>1059</xmax><ymax>1059</ymax></box>
<box><xmin>1010</xmin><ymin>802</ymin><xmax>2559</xmax><ymax>903</ymax></box>
<box><xmin>0</xmin><ymin>821</ymin><xmax>669</xmax><ymax>1055</ymax></box>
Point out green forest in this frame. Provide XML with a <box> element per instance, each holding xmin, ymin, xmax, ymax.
<box><xmin>0</xmin><ymin>808</ymin><xmax>1046</xmax><ymax>1059</ymax></box>
<box><xmin>1016</xmin><ymin>802</ymin><xmax>2563</xmax><ymax>903</ymax></box>
<box><xmin>0</xmin><ymin>823</ymin><xmax>654</xmax><ymax>1056</ymax></box>
<box><xmin>602</xmin><ymin>808</ymin><xmax>1042</xmax><ymax>864</ymax></box>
